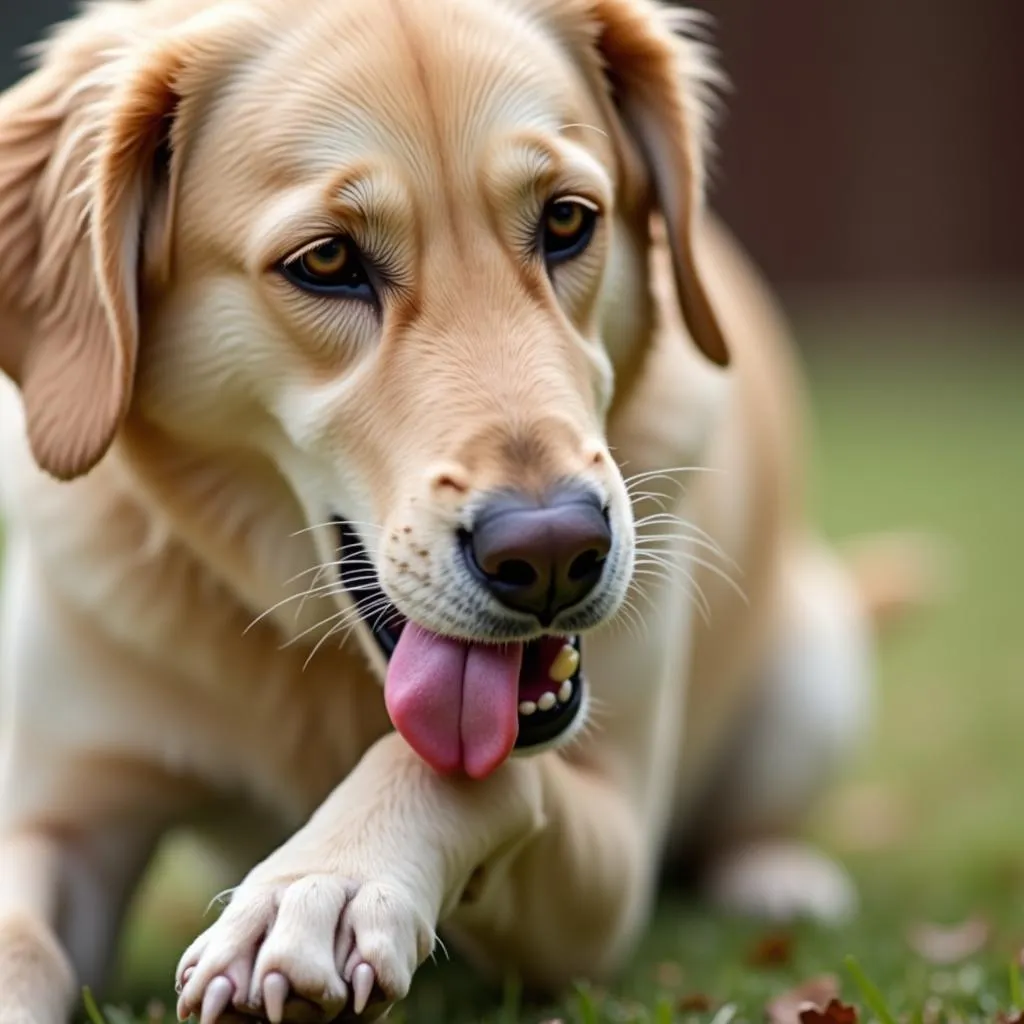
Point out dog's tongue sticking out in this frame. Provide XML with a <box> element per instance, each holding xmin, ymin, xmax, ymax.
<box><xmin>384</xmin><ymin>623</ymin><xmax>523</xmax><ymax>779</ymax></box>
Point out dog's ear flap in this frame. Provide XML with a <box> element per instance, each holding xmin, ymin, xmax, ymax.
<box><xmin>0</xmin><ymin>7</ymin><xmax>255</xmax><ymax>480</ymax></box>
<box><xmin>584</xmin><ymin>0</ymin><xmax>729</xmax><ymax>367</ymax></box>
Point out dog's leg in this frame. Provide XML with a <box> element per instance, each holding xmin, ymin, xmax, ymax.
<box><xmin>0</xmin><ymin>832</ymin><xmax>74</xmax><ymax>1024</ymax></box>
<box><xmin>0</xmin><ymin>546</ymin><xmax>202</xmax><ymax>1023</ymax></box>
<box><xmin>693</xmin><ymin>542</ymin><xmax>873</xmax><ymax>923</ymax></box>
<box><xmin>177</xmin><ymin>729</ymin><xmax>662</xmax><ymax>1021</ymax></box>
<box><xmin>0</xmin><ymin>813</ymin><xmax>171</xmax><ymax>1024</ymax></box>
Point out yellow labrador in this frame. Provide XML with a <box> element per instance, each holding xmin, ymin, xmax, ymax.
<box><xmin>0</xmin><ymin>0</ymin><xmax>913</xmax><ymax>1020</ymax></box>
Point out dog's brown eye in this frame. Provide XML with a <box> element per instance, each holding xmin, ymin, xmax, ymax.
<box><xmin>541</xmin><ymin>198</ymin><xmax>599</xmax><ymax>265</ymax></box>
<box><xmin>281</xmin><ymin>236</ymin><xmax>375</xmax><ymax>302</ymax></box>
<box><xmin>547</xmin><ymin>203</ymin><xmax>585</xmax><ymax>239</ymax></box>
<box><xmin>303</xmin><ymin>239</ymin><xmax>350</xmax><ymax>278</ymax></box>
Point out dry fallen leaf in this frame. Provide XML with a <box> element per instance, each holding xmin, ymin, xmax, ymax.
<box><xmin>678</xmin><ymin>992</ymin><xmax>715</xmax><ymax>1013</ymax></box>
<box><xmin>907</xmin><ymin>916</ymin><xmax>990</xmax><ymax>964</ymax></box>
<box><xmin>799</xmin><ymin>999</ymin><xmax>859</xmax><ymax>1024</ymax></box>
<box><xmin>748</xmin><ymin>932</ymin><xmax>794</xmax><ymax>968</ymax></box>
<box><xmin>765</xmin><ymin>975</ymin><xmax>841</xmax><ymax>1024</ymax></box>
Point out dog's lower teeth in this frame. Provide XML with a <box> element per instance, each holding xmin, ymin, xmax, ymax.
<box><xmin>518</xmin><ymin>700</ymin><xmax>537</xmax><ymax>716</ymax></box>
<box><xmin>537</xmin><ymin>692</ymin><xmax>557</xmax><ymax>712</ymax></box>
<box><xmin>557</xmin><ymin>679</ymin><xmax>573</xmax><ymax>704</ymax></box>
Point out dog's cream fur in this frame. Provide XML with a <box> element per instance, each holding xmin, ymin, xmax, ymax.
<box><xmin>0</xmin><ymin>1</ymin><xmax>889</xmax><ymax>1020</ymax></box>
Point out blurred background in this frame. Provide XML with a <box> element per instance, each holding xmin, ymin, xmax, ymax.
<box><xmin>5</xmin><ymin>0</ymin><xmax>1022</xmax><ymax>309</ymax></box>
<box><xmin>1</xmin><ymin>2</ymin><xmax>1022</xmax><ymax>1020</ymax></box>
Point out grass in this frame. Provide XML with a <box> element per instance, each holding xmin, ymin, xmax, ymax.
<box><xmin>84</xmin><ymin>327</ymin><xmax>1024</xmax><ymax>1023</ymax></box>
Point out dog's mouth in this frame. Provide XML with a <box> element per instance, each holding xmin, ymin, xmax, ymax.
<box><xmin>334</xmin><ymin>518</ymin><xmax>585</xmax><ymax>778</ymax></box>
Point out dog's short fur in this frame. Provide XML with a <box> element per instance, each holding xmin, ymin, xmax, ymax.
<box><xmin>0</xmin><ymin>1</ymin><xmax>896</xmax><ymax>1019</ymax></box>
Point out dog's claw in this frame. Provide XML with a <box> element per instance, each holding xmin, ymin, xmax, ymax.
<box><xmin>175</xmin><ymin>965</ymin><xmax>194</xmax><ymax>998</ymax></box>
<box><xmin>263</xmin><ymin>972</ymin><xmax>289</xmax><ymax>1024</ymax></box>
<box><xmin>200</xmin><ymin>977</ymin><xmax>234</xmax><ymax>1024</ymax></box>
<box><xmin>352</xmin><ymin>963</ymin><xmax>375</xmax><ymax>1015</ymax></box>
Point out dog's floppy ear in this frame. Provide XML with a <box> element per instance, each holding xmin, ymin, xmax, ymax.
<box><xmin>579</xmin><ymin>0</ymin><xmax>729</xmax><ymax>367</ymax></box>
<box><xmin>0</xmin><ymin>6</ymin><xmax>257</xmax><ymax>480</ymax></box>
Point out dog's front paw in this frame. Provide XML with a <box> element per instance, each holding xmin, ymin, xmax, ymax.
<box><xmin>175</xmin><ymin>874</ymin><xmax>433</xmax><ymax>1023</ymax></box>
<box><xmin>703</xmin><ymin>840</ymin><xmax>857</xmax><ymax>925</ymax></box>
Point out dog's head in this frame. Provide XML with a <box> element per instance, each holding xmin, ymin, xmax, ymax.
<box><xmin>0</xmin><ymin>0</ymin><xmax>728</xmax><ymax>777</ymax></box>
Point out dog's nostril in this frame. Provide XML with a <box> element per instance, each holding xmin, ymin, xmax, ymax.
<box><xmin>494</xmin><ymin>559</ymin><xmax>538</xmax><ymax>588</ymax></box>
<box><xmin>568</xmin><ymin>548</ymin><xmax>604</xmax><ymax>583</ymax></box>
<box><xmin>463</xmin><ymin>484</ymin><xmax>611</xmax><ymax>621</ymax></box>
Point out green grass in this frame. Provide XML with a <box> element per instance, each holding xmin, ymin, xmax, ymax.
<box><xmin>91</xmin><ymin>331</ymin><xmax>1024</xmax><ymax>1023</ymax></box>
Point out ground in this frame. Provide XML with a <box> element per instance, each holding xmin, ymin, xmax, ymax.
<box><xmin>63</xmin><ymin>316</ymin><xmax>1024</xmax><ymax>1023</ymax></box>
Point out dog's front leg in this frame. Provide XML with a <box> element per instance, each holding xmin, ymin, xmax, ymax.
<box><xmin>444</xmin><ymin>749</ymin><xmax>655</xmax><ymax>994</ymax></box>
<box><xmin>177</xmin><ymin>731</ymin><xmax>654</xmax><ymax>1021</ymax></box>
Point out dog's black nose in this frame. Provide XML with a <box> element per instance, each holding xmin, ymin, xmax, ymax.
<box><xmin>463</xmin><ymin>485</ymin><xmax>611</xmax><ymax>623</ymax></box>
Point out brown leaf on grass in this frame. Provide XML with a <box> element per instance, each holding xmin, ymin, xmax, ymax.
<box><xmin>798</xmin><ymin>1000</ymin><xmax>859</xmax><ymax>1024</ymax></box>
<box><xmin>748</xmin><ymin>932</ymin><xmax>794</xmax><ymax>968</ymax></box>
<box><xmin>996</xmin><ymin>1012</ymin><xmax>1024</xmax><ymax>1024</ymax></box>
<box><xmin>906</xmin><ymin>916</ymin><xmax>990</xmax><ymax>964</ymax></box>
<box><xmin>678</xmin><ymin>992</ymin><xmax>715</xmax><ymax>1013</ymax></box>
<box><xmin>765</xmin><ymin>975</ymin><xmax>840</xmax><ymax>1024</ymax></box>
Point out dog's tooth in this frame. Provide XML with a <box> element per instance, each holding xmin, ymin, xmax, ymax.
<box><xmin>557</xmin><ymin>679</ymin><xmax>573</xmax><ymax>704</ymax></box>
<box><xmin>537</xmin><ymin>691</ymin><xmax>557</xmax><ymax>712</ymax></box>
<box><xmin>548</xmin><ymin>643</ymin><xmax>580</xmax><ymax>684</ymax></box>
<box><xmin>518</xmin><ymin>700</ymin><xmax>537</xmax><ymax>716</ymax></box>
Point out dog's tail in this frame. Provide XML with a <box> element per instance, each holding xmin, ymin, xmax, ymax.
<box><xmin>841</xmin><ymin>531</ymin><xmax>954</xmax><ymax>632</ymax></box>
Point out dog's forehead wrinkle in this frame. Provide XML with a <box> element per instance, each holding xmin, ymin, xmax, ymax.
<box><xmin>210</xmin><ymin>0</ymin><xmax>589</xmax><ymax>195</ymax></box>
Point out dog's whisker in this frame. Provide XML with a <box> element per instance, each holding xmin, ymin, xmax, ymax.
<box><xmin>630</xmin><ymin>567</ymin><xmax>675</xmax><ymax>591</ymax></box>
<box><xmin>301</xmin><ymin>594</ymin><xmax>396</xmax><ymax>669</ymax></box>
<box><xmin>295</xmin><ymin>573</ymin><xmax>348</xmax><ymax>621</ymax></box>
<box><xmin>635</xmin><ymin>535</ymin><xmax>739</xmax><ymax>570</ymax></box>
<box><xmin>282</xmin><ymin>608</ymin><xmax>350</xmax><ymax>651</ymax></box>
<box><xmin>319</xmin><ymin>598</ymin><xmax>401</xmax><ymax>658</ymax></box>
<box><xmin>284</xmin><ymin>560</ymin><xmax>343</xmax><ymax>586</ymax></box>
<box><xmin>628</xmin><ymin>490</ymin><xmax>672</xmax><ymax>511</ymax></box>
<box><xmin>303</xmin><ymin>619</ymin><xmax>347</xmax><ymax>670</ymax></box>
<box><xmin>633</xmin><ymin>556</ymin><xmax>713</xmax><ymax>622</ymax></box>
<box><xmin>623</xmin><ymin>466</ymin><xmax>720</xmax><ymax>494</ymax></box>
<box><xmin>676</xmin><ymin>552</ymin><xmax>747</xmax><ymax>604</ymax></box>
<box><xmin>328</xmin><ymin>597</ymin><xmax>393</xmax><ymax>637</ymax></box>
<box><xmin>289</xmin><ymin>519</ymin><xmax>384</xmax><ymax>540</ymax></box>
<box><xmin>282</xmin><ymin>551</ymin><xmax>384</xmax><ymax>589</ymax></box>
<box><xmin>246</xmin><ymin>580</ymin><xmax>346</xmax><ymax>635</ymax></box>
<box><xmin>626</xmin><ymin>578</ymin><xmax>661</xmax><ymax>616</ymax></box>
<box><xmin>612</xmin><ymin>596</ymin><xmax>647</xmax><ymax>643</ymax></box>
<box><xmin>633</xmin><ymin>514</ymin><xmax>729</xmax><ymax>552</ymax></box>
<box><xmin>623</xmin><ymin>464</ymin><xmax>712</xmax><ymax>485</ymax></box>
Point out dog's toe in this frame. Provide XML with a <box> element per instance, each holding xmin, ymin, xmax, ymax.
<box><xmin>175</xmin><ymin>873</ymin><xmax>430</xmax><ymax>1022</ymax></box>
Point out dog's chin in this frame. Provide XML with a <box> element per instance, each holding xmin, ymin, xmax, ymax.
<box><xmin>331</xmin><ymin>517</ymin><xmax>592</xmax><ymax>755</ymax></box>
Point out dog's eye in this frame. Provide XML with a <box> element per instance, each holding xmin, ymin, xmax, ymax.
<box><xmin>542</xmin><ymin>198</ymin><xmax>599</xmax><ymax>265</ymax></box>
<box><xmin>281</xmin><ymin>237</ymin><xmax>375</xmax><ymax>301</ymax></box>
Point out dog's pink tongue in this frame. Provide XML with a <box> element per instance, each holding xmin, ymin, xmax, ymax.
<box><xmin>384</xmin><ymin>624</ymin><xmax>523</xmax><ymax>779</ymax></box>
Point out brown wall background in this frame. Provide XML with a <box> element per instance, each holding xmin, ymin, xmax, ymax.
<box><xmin>2</xmin><ymin>0</ymin><xmax>1023</xmax><ymax>291</ymax></box>
<box><xmin>685</xmin><ymin>0</ymin><xmax>1024</xmax><ymax>292</ymax></box>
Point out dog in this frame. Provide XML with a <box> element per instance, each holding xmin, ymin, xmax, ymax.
<box><xmin>0</xmin><ymin>0</ymin><xmax>923</xmax><ymax>1020</ymax></box>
